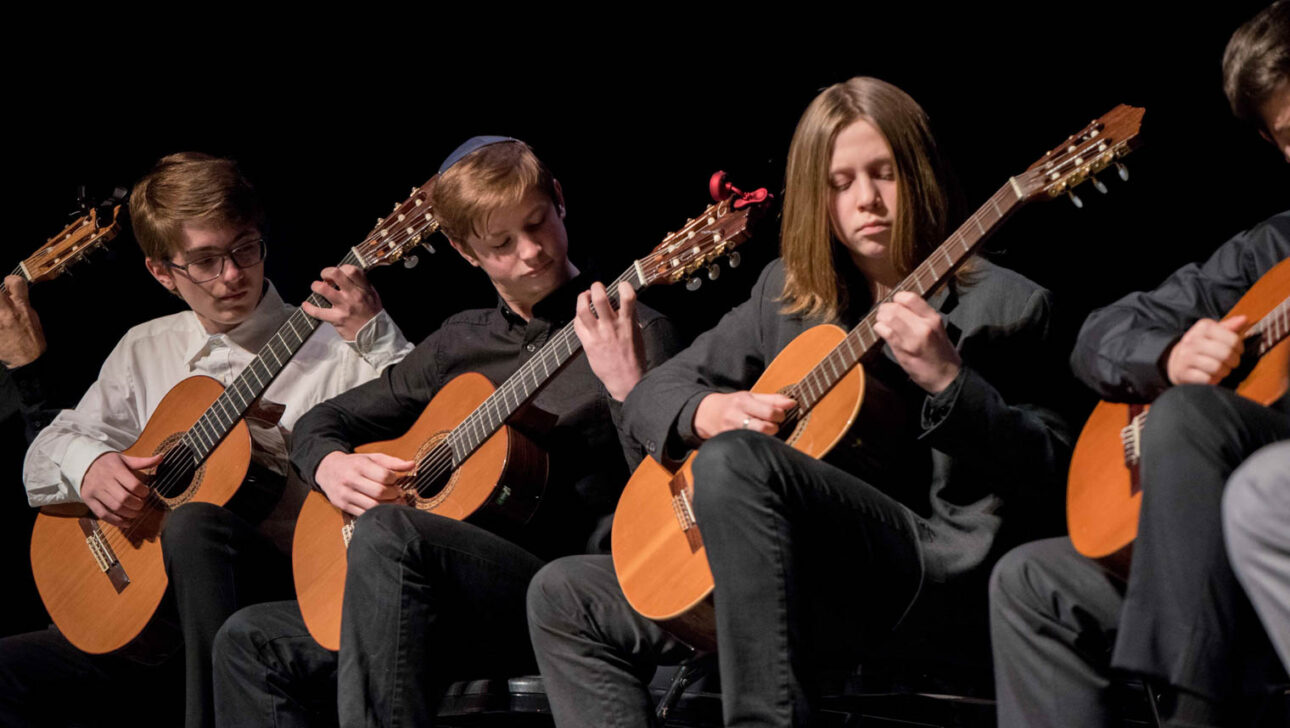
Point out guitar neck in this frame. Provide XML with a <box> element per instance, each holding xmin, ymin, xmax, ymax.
<box><xmin>180</xmin><ymin>248</ymin><xmax>365</xmax><ymax>461</ymax></box>
<box><xmin>0</xmin><ymin>265</ymin><xmax>28</xmax><ymax>293</ymax></box>
<box><xmin>445</xmin><ymin>266</ymin><xmax>644</xmax><ymax>465</ymax></box>
<box><xmin>788</xmin><ymin>182</ymin><xmax>1025</xmax><ymax>411</ymax></box>
<box><xmin>1252</xmin><ymin>295</ymin><xmax>1290</xmax><ymax>356</ymax></box>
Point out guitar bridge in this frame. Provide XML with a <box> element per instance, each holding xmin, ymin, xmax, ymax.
<box><xmin>78</xmin><ymin>518</ymin><xmax>129</xmax><ymax>594</ymax></box>
<box><xmin>669</xmin><ymin>473</ymin><xmax>704</xmax><ymax>553</ymax></box>
<box><xmin>341</xmin><ymin>515</ymin><xmax>355</xmax><ymax>548</ymax></box>
<box><xmin>1120</xmin><ymin>405</ymin><xmax>1148</xmax><ymax>495</ymax></box>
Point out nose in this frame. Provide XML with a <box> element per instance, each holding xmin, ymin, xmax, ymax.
<box><xmin>516</xmin><ymin>233</ymin><xmax>546</xmax><ymax>264</ymax></box>
<box><xmin>855</xmin><ymin>176</ymin><xmax>881</xmax><ymax>211</ymax></box>
<box><xmin>221</xmin><ymin>255</ymin><xmax>247</xmax><ymax>284</ymax></box>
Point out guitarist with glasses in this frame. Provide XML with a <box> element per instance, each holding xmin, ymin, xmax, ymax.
<box><xmin>210</xmin><ymin>137</ymin><xmax>682</xmax><ymax>727</ymax></box>
<box><xmin>989</xmin><ymin>4</ymin><xmax>1290</xmax><ymax>726</ymax></box>
<box><xmin>0</xmin><ymin>152</ymin><xmax>413</xmax><ymax>728</ymax></box>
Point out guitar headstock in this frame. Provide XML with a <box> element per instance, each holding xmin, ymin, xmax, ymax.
<box><xmin>637</xmin><ymin>174</ymin><xmax>773</xmax><ymax>290</ymax></box>
<box><xmin>352</xmin><ymin>175</ymin><xmax>441</xmax><ymax>270</ymax></box>
<box><xmin>21</xmin><ymin>204</ymin><xmax>124</xmax><ymax>285</ymax></box>
<box><xmin>1015</xmin><ymin>104</ymin><xmax>1146</xmax><ymax>202</ymax></box>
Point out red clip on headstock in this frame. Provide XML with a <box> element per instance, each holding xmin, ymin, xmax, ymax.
<box><xmin>710</xmin><ymin>171</ymin><xmax>771</xmax><ymax>210</ymax></box>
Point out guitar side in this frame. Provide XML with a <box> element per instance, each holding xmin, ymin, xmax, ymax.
<box><xmin>611</xmin><ymin>324</ymin><xmax>863</xmax><ymax>649</ymax></box>
<box><xmin>1067</xmin><ymin>258</ymin><xmax>1290</xmax><ymax>565</ymax></box>
<box><xmin>30</xmin><ymin>376</ymin><xmax>251</xmax><ymax>654</ymax></box>
<box><xmin>293</xmin><ymin>372</ymin><xmax>547</xmax><ymax>651</ymax></box>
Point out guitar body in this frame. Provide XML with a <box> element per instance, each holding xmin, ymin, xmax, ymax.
<box><xmin>1068</xmin><ymin>258</ymin><xmax>1290</xmax><ymax>566</ymax></box>
<box><xmin>30</xmin><ymin>375</ymin><xmax>251</xmax><ymax>654</ymax></box>
<box><xmin>612</xmin><ymin>324</ymin><xmax>864</xmax><ymax>649</ymax></box>
<box><xmin>293</xmin><ymin>371</ymin><xmax>547</xmax><ymax>650</ymax></box>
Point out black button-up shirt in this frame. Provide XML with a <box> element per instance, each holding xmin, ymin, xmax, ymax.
<box><xmin>291</xmin><ymin>274</ymin><xmax>682</xmax><ymax>559</ymax></box>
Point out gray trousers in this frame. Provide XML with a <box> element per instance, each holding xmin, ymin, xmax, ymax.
<box><xmin>990</xmin><ymin>386</ymin><xmax>1290</xmax><ymax>728</ymax></box>
<box><xmin>1224</xmin><ymin>440</ymin><xmax>1290</xmax><ymax>672</ymax></box>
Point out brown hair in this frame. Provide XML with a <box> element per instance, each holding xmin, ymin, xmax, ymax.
<box><xmin>1222</xmin><ymin>0</ymin><xmax>1290</xmax><ymax>129</ymax></box>
<box><xmin>779</xmin><ymin>77</ymin><xmax>953</xmax><ymax>322</ymax></box>
<box><xmin>129</xmin><ymin>152</ymin><xmax>264</xmax><ymax>260</ymax></box>
<box><xmin>433</xmin><ymin>140</ymin><xmax>560</xmax><ymax>250</ymax></box>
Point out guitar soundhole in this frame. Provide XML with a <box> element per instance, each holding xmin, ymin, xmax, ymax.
<box><xmin>151</xmin><ymin>435</ymin><xmax>203</xmax><ymax>506</ymax></box>
<box><xmin>407</xmin><ymin>432</ymin><xmax>459</xmax><ymax>510</ymax></box>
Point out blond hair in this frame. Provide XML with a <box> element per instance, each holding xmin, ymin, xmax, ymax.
<box><xmin>433</xmin><ymin>140</ymin><xmax>559</xmax><ymax>249</ymax></box>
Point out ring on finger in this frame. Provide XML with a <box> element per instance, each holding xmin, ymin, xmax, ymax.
<box><xmin>741</xmin><ymin>417</ymin><xmax>751</xmax><ymax>429</ymax></box>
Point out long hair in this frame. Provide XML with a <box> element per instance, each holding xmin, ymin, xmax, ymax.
<box><xmin>779</xmin><ymin>77</ymin><xmax>953</xmax><ymax>321</ymax></box>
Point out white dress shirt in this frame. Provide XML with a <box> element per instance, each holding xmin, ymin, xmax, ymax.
<box><xmin>24</xmin><ymin>282</ymin><xmax>412</xmax><ymax>507</ymax></box>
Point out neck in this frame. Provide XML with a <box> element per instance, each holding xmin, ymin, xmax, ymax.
<box><xmin>500</xmin><ymin>262</ymin><xmax>579</xmax><ymax>321</ymax></box>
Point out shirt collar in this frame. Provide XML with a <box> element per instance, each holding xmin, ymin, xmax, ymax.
<box><xmin>496</xmin><ymin>270</ymin><xmax>595</xmax><ymax>328</ymax></box>
<box><xmin>184</xmin><ymin>282</ymin><xmax>288</xmax><ymax>367</ymax></box>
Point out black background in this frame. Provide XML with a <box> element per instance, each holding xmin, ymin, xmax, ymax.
<box><xmin>3</xmin><ymin>6</ymin><xmax>1287</xmax><ymax>635</ymax></box>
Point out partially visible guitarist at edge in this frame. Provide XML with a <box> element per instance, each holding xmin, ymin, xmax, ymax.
<box><xmin>0</xmin><ymin>152</ymin><xmax>413</xmax><ymax>728</ymax></box>
<box><xmin>526</xmin><ymin>77</ymin><xmax>1072</xmax><ymax>728</ymax></box>
<box><xmin>990</xmin><ymin>4</ymin><xmax>1290</xmax><ymax>727</ymax></box>
<box><xmin>209</xmin><ymin>137</ymin><xmax>682</xmax><ymax>727</ymax></box>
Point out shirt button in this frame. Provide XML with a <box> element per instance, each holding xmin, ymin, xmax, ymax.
<box><xmin>526</xmin><ymin>343</ymin><xmax>536</xmax><ymax>352</ymax></box>
<box><xmin>646</xmin><ymin>440</ymin><xmax>656</xmax><ymax>453</ymax></box>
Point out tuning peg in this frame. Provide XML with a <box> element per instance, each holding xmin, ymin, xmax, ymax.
<box><xmin>423</xmin><ymin>243</ymin><xmax>436</xmax><ymax>254</ymax></box>
<box><xmin>403</xmin><ymin>255</ymin><xmax>419</xmax><ymax>269</ymax></box>
<box><xmin>1115</xmin><ymin>162</ymin><xmax>1129</xmax><ymax>182</ymax></box>
<box><xmin>728</xmin><ymin>251</ymin><xmax>742</xmax><ymax>268</ymax></box>
<box><xmin>686</xmin><ymin>277</ymin><xmax>702</xmax><ymax>291</ymax></box>
<box><xmin>1068</xmin><ymin>190</ymin><xmax>1084</xmax><ymax>209</ymax></box>
<box><xmin>1090</xmin><ymin>176</ymin><xmax>1108</xmax><ymax>194</ymax></box>
<box><xmin>707</xmin><ymin>263</ymin><xmax>721</xmax><ymax>281</ymax></box>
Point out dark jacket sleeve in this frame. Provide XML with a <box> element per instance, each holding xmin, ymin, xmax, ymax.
<box><xmin>7</xmin><ymin>357</ymin><xmax>59</xmax><ymax>444</ymax></box>
<box><xmin>1070</xmin><ymin>211</ymin><xmax>1290</xmax><ymax>401</ymax></box>
<box><xmin>622</xmin><ymin>262</ymin><xmax>782</xmax><ymax>463</ymax></box>
<box><xmin>608</xmin><ymin>308</ymin><xmax>686</xmax><ymax>471</ymax></box>
<box><xmin>919</xmin><ymin>286</ymin><xmax>1073</xmax><ymax>494</ymax></box>
<box><xmin>290</xmin><ymin>332</ymin><xmax>444</xmax><ymax>489</ymax></box>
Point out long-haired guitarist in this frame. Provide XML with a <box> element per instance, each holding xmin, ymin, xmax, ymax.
<box><xmin>990</xmin><ymin>4</ymin><xmax>1290</xmax><ymax>726</ymax></box>
<box><xmin>0</xmin><ymin>152</ymin><xmax>413</xmax><ymax>728</ymax></box>
<box><xmin>209</xmin><ymin>137</ymin><xmax>682</xmax><ymax>726</ymax></box>
<box><xmin>526</xmin><ymin>76</ymin><xmax>1071</xmax><ymax>728</ymax></box>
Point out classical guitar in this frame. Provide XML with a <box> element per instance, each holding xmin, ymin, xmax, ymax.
<box><xmin>6</xmin><ymin>199</ymin><xmax>124</xmax><ymax>292</ymax></box>
<box><xmin>611</xmin><ymin>105</ymin><xmax>1147</xmax><ymax>650</ymax></box>
<box><xmin>1067</xmin><ymin>257</ymin><xmax>1290</xmax><ymax>568</ymax></box>
<box><xmin>30</xmin><ymin>178</ymin><xmax>441</xmax><ymax>654</ymax></box>
<box><xmin>292</xmin><ymin>174</ymin><xmax>772</xmax><ymax>650</ymax></box>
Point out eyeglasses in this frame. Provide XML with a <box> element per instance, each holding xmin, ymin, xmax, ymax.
<box><xmin>166</xmin><ymin>239</ymin><xmax>267</xmax><ymax>283</ymax></box>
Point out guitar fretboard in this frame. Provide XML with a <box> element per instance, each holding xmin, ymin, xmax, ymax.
<box><xmin>786</xmin><ymin>183</ymin><xmax>1023</xmax><ymax>411</ymax></box>
<box><xmin>180</xmin><ymin>248</ymin><xmax>364</xmax><ymax>461</ymax></box>
<box><xmin>1252</xmin><ymin>295</ymin><xmax>1290</xmax><ymax>356</ymax></box>
<box><xmin>441</xmin><ymin>266</ymin><xmax>643</xmax><ymax>467</ymax></box>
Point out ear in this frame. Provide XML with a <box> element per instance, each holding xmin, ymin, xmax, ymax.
<box><xmin>448</xmin><ymin>238</ymin><xmax>480</xmax><ymax>268</ymax></box>
<box><xmin>145</xmin><ymin>257</ymin><xmax>178</xmax><ymax>291</ymax></box>
<box><xmin>553</xmin><ymin>179</ymin><xmax>566</xmax><ymax>218</ymax></box>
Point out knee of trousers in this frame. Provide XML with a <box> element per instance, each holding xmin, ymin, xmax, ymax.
<box><xmin>988</xmin><ymin>542</ymin><xmax>1058</xmax><ymax>622</ymax></box>
<box><xmin>345</xmin><ymin>503</ymin><xmax>435</xmax><ymax>572</ymax></box>
<box><xmin>1140</xmin><ymin>384</ymin><xmax>1234</xmax><ymax>456</ymax></box>
<box><xmin>690</xmin><ymin>430</ymin><xmax>779</xmax><ymax>522</ymax></box>
<box><xmin>526</xmin><ymin>559</ymin><xmax>593</xmax><ymax>637</ymax></box>
<box><xmin>212</xmin><ymin>607</ymin><xmax>260</xmax><ymax>671</ymax></box>
<box><xmin>1221</xmin><ymin>450</ymin><xmax>1284</xmax><ymax>556</ymax></box>
<box><xmin>160</xmin><ymin>502</ymin><xmax>237</xmax><ymax>565</ymax></box>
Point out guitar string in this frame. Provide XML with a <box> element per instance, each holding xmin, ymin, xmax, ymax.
<box><xmin>405</xmin><ymin>210</ymin><xmax>750</xmax><ymax>499</ymax></box>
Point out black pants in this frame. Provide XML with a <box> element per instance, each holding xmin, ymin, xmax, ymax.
<box><xmin>214</xmin><ymin>504</ymin><xmax>546</xmax><ymax>728</ymax></box>
<box><xmin>528</xmin><ymin>430</ymin><xmax>926</xmax><ymax>728</ymax></box>
<box><xmin>0</xmin><ymin>502</ymin><xmax>290</xmax><ymax>728</ymax></box>
<box><xmin>990</xmin><ymin>386</ymin><xmax>1290</xmax><ymax>728</ymax></box>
